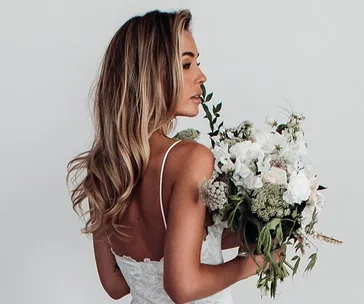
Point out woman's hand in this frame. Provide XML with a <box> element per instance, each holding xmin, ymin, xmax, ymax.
<box><xmin>235</xmin><ymin>245</ymin><xmax>285</xmax><ymax>280</ymax></box>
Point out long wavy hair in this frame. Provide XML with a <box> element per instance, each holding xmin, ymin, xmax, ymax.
<box><xmin>66</xmin><ymin>9</ymin><xmax>192</xmax><ymax>243</ymax></box>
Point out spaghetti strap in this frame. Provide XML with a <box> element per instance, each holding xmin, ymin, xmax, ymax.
<box><xmin>159</xmin><ymin>140</ymin><xmax>182</xmax><ymax>231</ymax></box>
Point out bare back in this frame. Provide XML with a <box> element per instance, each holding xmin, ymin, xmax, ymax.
<box><xmin>109</xmin><ymin>136</ymin><xmax>213</xmax><ymax>262</ymax></box>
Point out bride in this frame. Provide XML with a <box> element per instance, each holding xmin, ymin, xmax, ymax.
<box><xmin>67</xmin><ymin>9</ymin><xmax>280</xmax><ymax>303</ymax></box>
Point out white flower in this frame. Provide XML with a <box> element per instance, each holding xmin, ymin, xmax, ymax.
<box><xmin>200</xmin><ymin>179</ymin><xmax>228</xmax><ymax>211</ymax></box>
<box><xmin>230</xmin><ymin>141</ymin><xmax>264</xmax><ymax>163</ymax></box>
<box><xmin>265</xmin><ymin>116</ymin><xmax>277</xmax><ymax>127</ymax></box>
<box><xmin>213</xmin><ymin>143</ymin><xmax>234</xmax><ymax>174</ymax></box>
<box><xmin>256</xmin><ymin>154</ymin><xmax>271</xmax><ymax>174</ymax></box>
<box><xmin>308</xmin><ymin>177</ymin><xmax>325</xmax><ymax>213</ymax></box>
<box><xmin>244</xmin><ymin>173</ymin><xmax>263</xmax><ymax>190</ymax></box>
<box><xmin>297</xmin><ymin>177</ymin><xmax>325</xmax><ymax>230</ymax></box>
<box><xmin>283</xmin><ymin>171</ymin><xmax>311</xmax><ymax>205</ymax></box>
<box><xmin>300</xmin><ymin>193</ymin><xmax>324</xmax><ymax>229</ymax></box>
<box><xmin>252</xmin><ymin>131</ymin><xmax>270</xmax><ymax>148</ymax></box>
<box><xmin>254</xmin><ymin>131</ymin><xmax>287</xmax><ymax>153</ymax></box>
<box><xmin>267</xmin><ymin>133</ymin><xmax>287</xmax><ymax>152</ymax></box>
<box><xmin>300</xmin><ymin>204</ymin><xmax>315</xmax><ymax>229</ymax></box>
<box><xmin>261</xmin><ymin>166</ymin><xmax>287</xmax><ymax>185</ymax></box>
<box><xmin>233</xmin><ymin>157</ymin><xmax>251</xmax><ymax>179</ymax></box>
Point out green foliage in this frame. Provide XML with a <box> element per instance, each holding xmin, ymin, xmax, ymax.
<box><xmin>304</xmin><ymin>253</ymin><xmax>317</xmax><ymax>273</ymax></box>
<box><xmin>200</xmin><ymin>84</ymin><xmax>224</xmax><ymax>148</ymax></box>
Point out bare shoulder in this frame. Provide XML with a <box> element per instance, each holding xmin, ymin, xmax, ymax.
<box><xmin>171</xmin><ymin>140</ymin><xmax>214</xmax><ymax>176</ymax></box>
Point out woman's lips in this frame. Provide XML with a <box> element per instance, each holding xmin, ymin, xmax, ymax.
<box><xmin>190</xmin><ymin>96</ymin><xmax>201</xmax><ymax>104</ymax></box>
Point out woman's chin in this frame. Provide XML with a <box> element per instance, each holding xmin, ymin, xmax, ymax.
<box><xmin>186</xmin><ymin>108</ymin><xmax>199</xmax><ymax>117</ymax></box>
<box><xmin>176</xmin><ymin>107</ymin><xmax>199</xmax><ymax>117</ymax></box>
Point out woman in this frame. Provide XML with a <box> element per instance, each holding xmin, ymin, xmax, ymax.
<box><xmin>67</xmin><ymin>9</ymin><xmax>278</xmax><ymax>303</ymax></box>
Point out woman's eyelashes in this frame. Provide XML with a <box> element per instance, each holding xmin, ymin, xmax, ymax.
<box><xmin>183</xmin><ymin>62</ymin><xmax>201</xmax><ymax>69</ymax></box>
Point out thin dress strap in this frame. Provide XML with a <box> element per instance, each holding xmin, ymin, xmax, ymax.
<box><xmin>159</xmin><ymin>140</ymin><xmax>182</xmax><ymax>231</ymax></box>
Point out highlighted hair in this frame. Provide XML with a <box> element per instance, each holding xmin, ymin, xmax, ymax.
<box><xmin>66</xmin><ymin>10</ymin><xmax>192</xmax><ymax>241</ymax></box>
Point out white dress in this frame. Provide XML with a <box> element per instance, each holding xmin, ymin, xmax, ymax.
<box><xmin>110</xmin><ymin>140</ymin><xmax>235</xmax><ymax>303</ymax></box>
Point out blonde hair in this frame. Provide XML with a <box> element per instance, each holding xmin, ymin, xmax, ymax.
<box><xmin>66</xmin><ymin>9</ymin><xmax>192</xmax><ymax>242</ymax></box>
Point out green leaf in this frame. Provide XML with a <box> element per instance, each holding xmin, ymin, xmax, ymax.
<box><xmin>206</xmin><ymin>92</ymin><xmax>213</xmax><ymax>102</ymax></box>
<box><xmin>291</xmin><ymin>207</ymin><xmax>298</xmax><ymax>218</ymax></box>
<box><xmin>294</xmin><ymin>241</ymin><xmax>304</xmax><ymax>253</ymax></box>
<box><xmin>257</xmin><ymin>226</ymin><xmax>272</xmax><ymax>255</ymax></box>
<box><xmin>201</xmin><ymin>103</ymin><xmax>212</xmax><ymax>123</ymax></box>
<box><xmin>291</xmin><ymin>255</ymin><xmax>299</xmax><ymax>261</ymax></box>
<box><xmin>305</xmin><ymin>207</ymin><xmax>318</xmax><ymax>235</ymax></box>
<box><xmin>267</xmin><ymin>218</ymin><xmax>281</xmax><ymax>231</ymax></box>
<box><xmin>201</xmin><ymin>84</ymin><xmax>206</xmax><ymax>99</ymax></box>
<box><xmin>202</xmin><ymin>102</ymin><xmax>209</xmax><ymax>114</ymax></box>
<box><xmin>210</xmin><ymin>138</ymin><xmax>215</xmax><ymax>148</ymax></box>
<box><xmin>216</xmin><ymin>102</ymin><xmax>222</xmax><ymax>112</ymax></box>
<box><xmin>304</xmin><ymin>253</ymin><xmax>317</xmax><ymax>273</ymax></box>
<box><xmin>276</xmin><ymin>222</ymin><xmax>283</xmax><ymax>245</ymax></box>
<box><xmin>228</xmin><ymin>194</ymin><xmax>244</xmax><ymax>202</ymax></box>
<box><xmin>293</xmin><ymin>256</ymin><xmax>300</xmax><ymax>277</ymax></box>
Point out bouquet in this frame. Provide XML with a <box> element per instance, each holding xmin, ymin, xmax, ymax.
<box><xmin>175</xmin><ymin>85</ymin><xmax>342</xmax><ymax>298</ymax></box>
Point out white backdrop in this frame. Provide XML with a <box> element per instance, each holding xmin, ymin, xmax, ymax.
<box><xmin>1</xmin><ymin>0</ymin><xmax>363</xmax><ymax>303</ymax></box>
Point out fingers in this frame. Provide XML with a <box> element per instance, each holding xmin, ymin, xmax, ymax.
<box><xmin>272</xmin><ymin>248</ymin><xmax>285</xmax><ymax>263</ymax></box>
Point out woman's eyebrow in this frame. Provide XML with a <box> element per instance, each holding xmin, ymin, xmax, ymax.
<box><xmin>182</xmin><ymin>51</ymin><xmax>200</xmax><ymax>58</ymax></box>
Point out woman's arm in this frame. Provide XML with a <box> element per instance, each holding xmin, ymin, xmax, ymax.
<box><xmin>163</xmin><ymin>142</ymin><xmax>260</xmax><ymax>303</ymax></box>
<box><xmin>92</xmin><ymin>233</ymin><xmax>130</xmax><ymax>300</ymax></box>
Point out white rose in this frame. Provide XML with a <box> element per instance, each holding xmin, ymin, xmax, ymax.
<box><xmin>283</xmin><ymin>171</ymin><xmax>311</xmax><ymax>205</ymax></box>
<box><xmin>261</xmin><ymin>167</ymin><xmax>287</xmax><ymax>185</ymax></box>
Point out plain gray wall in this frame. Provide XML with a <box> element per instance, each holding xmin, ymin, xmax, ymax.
<box><xmin>1</xmin><ymin>0</ymin><xmax>362</xmax><ymax>303</ymax></box>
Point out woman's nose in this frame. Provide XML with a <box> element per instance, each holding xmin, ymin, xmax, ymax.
<box><xmin>196</xmin><ymin>67</ymin><xmax>207</xmax><ymax>85</ymax></box>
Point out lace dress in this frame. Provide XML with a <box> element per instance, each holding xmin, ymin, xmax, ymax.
<box><xmin>110</xmin><ymin>140</ymin><xmax>235</xmax><ymax>303</ymax></box>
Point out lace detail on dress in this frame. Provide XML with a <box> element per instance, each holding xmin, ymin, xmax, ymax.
<box><xmin>111</xmin><ymin>213</ymin><xmax>235</xmax><ymax>303</ymax></box>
